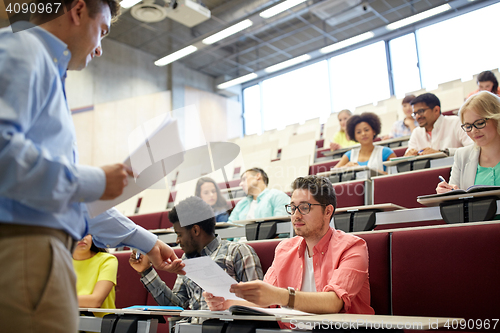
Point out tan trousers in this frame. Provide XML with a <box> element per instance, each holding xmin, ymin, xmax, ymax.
<box><xmin>0</xmin><ymin>224</ymin><xmax>79</xmax><ymax>333</ymax></box>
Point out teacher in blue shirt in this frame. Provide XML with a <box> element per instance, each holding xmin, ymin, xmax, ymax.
<box><xmin>0</xmin><ymin>1</ymin><xmax>183</xmax><ymax>332</ymax></box>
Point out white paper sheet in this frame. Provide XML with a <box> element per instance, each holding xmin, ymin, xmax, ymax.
<box><xmin>86</xmin><ymin>116</ymin><xmax>184</xmax><ymax>218</ymax></box>
<box><xmin>183</xmin><ymin>256</ymin><xmax>243</xmax><ymax>300</ymax></box>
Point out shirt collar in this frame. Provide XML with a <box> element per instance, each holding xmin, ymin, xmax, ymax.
<box><xmin>199</xmin><ymin>235</ymin><xmax>221</xmax><ymax>256</ymax></box>
<box><xmin>15</xmin><ymin>21</ymin><xmax>72</xmax><ymax>79</ymax></box>
<box><xmin>297</xmin><ymin>227</ymin><xmax>334</xmax><ymax>258</ymax></box>
<box><xmin>245</xmin><ymin>188</ymin><xmax>269</xmax><ymax>202</ymax></box>
<box><xmin>431</xmin><ymin>114</ymin><xmax>444</xmax><ymax>132</ymax></box>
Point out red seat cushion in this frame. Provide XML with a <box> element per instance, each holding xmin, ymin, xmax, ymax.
<box><xmin>356</xmin><ymin>232</ymin><xmax>391</xmax><ymax>315</ymax></box>
<box><xmin>246</xmin><ymin>239</ymin><xmax>282</xmax><ymax>275</ymax></box>
<box><xmin>113</xmin><ymin>251</ymin><xmax>148</xmax><ymax>308</ymax></box>
<box><xmin>373</xmin><ymin>167</ymin><xmax>451</xmax><ymax>208</ymax></box>
<box><xmin>391</xmin><ymin>223</ymin><xmax>500</xmax><ymax>330</ymax></box>
<box><xmin>309</xmin><ymin>160</ymin><xmax>340</xmax><ymax>175</ymax></box>
<box><xmin>333</xmin><ymin>180</ymin><xmax>366</xmax><ymax>208</ymax></box>
<box><xmin>128</xmin><ymin>212</ymin><xmax>163</xmax><ymax>230</ymax></box>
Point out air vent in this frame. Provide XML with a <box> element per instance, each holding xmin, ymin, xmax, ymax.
<box><xmin>131</xmin><ymin>0</ymin><xmax>168</xmax><ymax>23</ymax></box>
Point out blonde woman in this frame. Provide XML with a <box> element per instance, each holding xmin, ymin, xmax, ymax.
<box><xmin>437</xmin><ymin>91</ymin><xmax>500</xmax><ymax>193</ymax></box>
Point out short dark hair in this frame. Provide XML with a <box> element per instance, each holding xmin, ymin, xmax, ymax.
<box><xmin>169</xmin><ymin>196</ymin><xmax>216</xmax><ymax>236</ymax></box>
<box><xmin>89</xmin><ymin>235</ymin><xmax>108</xmax><ymax>254</ymax></box>
<box><xmin>411</xmin><ymin>93</ymin><xmax>441</xmax><ymax>111</ymax></box>
<box><xmin>477</xmin><ymin>70</ymin><xmax>499</xmax><ymax>94</ymax></box>
<box><xmin>243</xmin><ymin>168</ymin><xmax>269</xmax><ymax>186</ymax></box>
<box><xmin>402</xmin><ymin>94</ymin><xmax>416</xmax><ymax>104</ymax></box>
<box><xmin>292</xmin><ymin>176</ymin><xmax>336</xmax><ymax>218</ymax></box>
<box><xmin>345</xmin><ymin>112</ymin><xmax>381</xmax><ymax>143</ymax></box>
<box><xmin>195</xmin><ymin>177</ymin><xmax>228</xmax><ymax>210</ymax></box>
<box><xmin>33</xmin><ymin>0</ymin><xmax>121</xmax><ymax>23</ymax></box>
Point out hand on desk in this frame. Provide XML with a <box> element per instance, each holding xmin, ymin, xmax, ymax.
<box><xmin>418</xmin><ymin>147</ymin><xmax>440</xmax><ymax>155</ymax></box>
<box><xmin>436</xmin><ymin>181</ymin><xmax>459</xmax><ymax>194</ymax></box>
<box><xmin>344</xmin><ymin>161</ymin><xmax>359</xmax><ymax>168</ymax></box>
<box><xmin>329</xmin><ymin>142</ymin><xmax>341</xmax><ymax>151</ymax></box>
<box><xmin>230</xmin><ymin>281</ymin><xmax>288</xmax><ymax>308</ymax></box>
<box><xmin>203</xmin><ymin>292</ymin><xmax>231</xmax><ymax>311</ymax></box>
<box><xmin>147</xmin><ymin>240</ymin><xmax>185</xmax><ymax>275</ymax></box>
<box><xmin>404</xmin><ymin>149</ymin><xmax>418</xmax><ymax>156</ymax></box>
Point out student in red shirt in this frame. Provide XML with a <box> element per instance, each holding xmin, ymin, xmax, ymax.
<box><xmin>204</xmin><ymin>176</ymin><xmax>374</xmax><ymax>316</ymax></box>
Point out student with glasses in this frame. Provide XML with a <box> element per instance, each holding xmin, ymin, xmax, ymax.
<box><xmin>437</xmin><ymin>91</ymin><xmax>500</xmax><ymax>193</ymax></box>
<box><xmin>204</xmin><ymin>176</ymin><xmax>374</xmax><ymax>325</ymax></box>
<box><xmin>404</xmin><ymin>93</ymin><xmax>473</xmax><ymax>157</ymax></box>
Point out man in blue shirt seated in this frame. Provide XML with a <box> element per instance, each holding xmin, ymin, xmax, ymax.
<box><xmin>228</xmin><ymin>168</ymin><xmax>290</xmax><ymax>222</ymax></box>
<box><xmin>129</xmin><ymin>196</ymin><xmax>263</xmax><ymax>323</ymax></box>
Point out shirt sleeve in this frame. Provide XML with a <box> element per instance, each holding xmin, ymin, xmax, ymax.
<box><xmin>381</xmin><ymin>147</ymin><xmax>394</xmax><ymax>161</ymax></box>
<box><xmin>88</xmin><ymin>208</ymin><xmax>157</xmax><ymax>253</ymax></box>
<box><xmin>344</xmin><ymin>150</ymin><xmax>352</xmax><ymax>161</ymax></box>
<box><xmin>0</xmin><ymin>34</ymin><xmax>105</xmax><ymax>213</ymax></box>
<box><xmin>232</xmin><ymin>244</ymin><xmax>264</xmax><ymax>282</ymax></box>
<box><xmin>228</xmin><ymin>199</ymin><xmax>246</xmax><ymax>222</ymax></box>
<box><xmin>140</xmin><ymin>267</ymin><xmax>188</xmax><ymax>308</ymax></box>
<box><xmin>322</xmin><ymin>238</ymin><xmax>369</xmax><ymax>313</ymax></box>
<box><xmin>272</xmin><ymin>191</ymin><xmax>291</xmax><ymax>217</ymax></box>
<box><xmin>97</xmin><ymin>255</ymin><xmax>118</xmax><ymax>285</ymax></box>
<box><xmin>406</xmin><ymin>131</ymin><xmax>418</xmax><ymax>153</ymax></box>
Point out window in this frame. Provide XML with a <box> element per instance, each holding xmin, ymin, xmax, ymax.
<box><xmin>329</xmin><ymin>41</ymin><xmax>391</xmax><ymax>112</ymax></box>
<box><xmin>243</xmin><ymin>85</ymin><xmax>261</xmax><ymax>135</ymax></box>
<box><xmin>417</xmin><ymin>2</ymin><xmax>500</xmax><ymax>90</ymax></box>
<box><xmin>261</xmin><ymin>60</ymin><xmax>330</xmax><ymax>131</ymax></box>
<box><xmin>389</xmin><ymin>33</ymin><xmax>421</xmax><ymax>97</ymax></box>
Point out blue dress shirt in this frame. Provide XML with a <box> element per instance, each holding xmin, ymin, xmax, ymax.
<box><xmin>0</xmin><ymin>22</ymin><xmax>156</xmax><ymax>252</ymax></box>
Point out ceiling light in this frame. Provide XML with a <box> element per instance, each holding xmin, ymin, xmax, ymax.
<box><xmin>264</xmin><ymin>54</ymin><xmax>311</xmax><ymax>73</ymax></box>
<box><xmin>319</xmin><ymin>31</ymin><xmax>374</xmax><ymax>54</ymax></box>
<box><xmin>155</xmin><ymin>45</ymin><xmax>198</xmax><ymax>66</ymax></box>
<box><xmin>217</xmin><ymin>73</ymin><xmax>258</xmax><ymax>90</ymax></box>
<box><xmin>259</xmin><ymin>0</ymin><xmax>307</xmax><ymax>19</ymax></box>
<box><xmin>120</xmin><ymin>0</ymin><xmax>141</xmax><ymax>9</ymax></box>
<box><xmin>202</xmin><ymin>19</ymin><xmax>253</xmax><ymax>45</ymax></box>
<box><xmin>386</xmin><ymin>4</ymin><xmax>452</xmax><ymax>30</ymax></box>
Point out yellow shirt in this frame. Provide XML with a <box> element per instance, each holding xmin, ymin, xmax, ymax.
<box><xmin>73</xmin><ymin>252</ymin><xmax>118</xmax><ymax>317</ymax></box>
<box><xmin>332</xmin><ymin>131</ymin><xmax>357</xmax><ymax>148</ymax></box>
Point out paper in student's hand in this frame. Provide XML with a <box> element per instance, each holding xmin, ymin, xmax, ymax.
<box><xmin>182</xmin><ymin>256</ymin><xmax>243</xmax><ymax>300</ymax></box>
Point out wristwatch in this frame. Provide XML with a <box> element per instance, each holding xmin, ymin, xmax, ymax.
<box><xmin>287</xmin><ymin>287</ymin><xmax>296</xmax><ymax>309</ymax></box>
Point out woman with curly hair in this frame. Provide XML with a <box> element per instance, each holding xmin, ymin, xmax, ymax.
<box><xmin>334</xmin><ymin>112</ymin><xmax>396</xmax><ymax>174</ymax></box>
<box><xmin>195</xmin><ymin>177</ymin><xmax>230</xmax><ymax>222</ymax></box>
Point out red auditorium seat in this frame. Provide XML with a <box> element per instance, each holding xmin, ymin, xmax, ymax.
<box><xmin>373</xmin><ymin>167</ymin><xmax>451</xmax><ymax>209</ymax></box>
<box><xmin>160</xmin><ymin>211</ymin><xmax>172</xmax><ymax>229</ymax></box>
<box><xmin>246</xmin><ymin>239</ymin><xmax>282</xmax><ymax>274</ymax></box>
<box><xmin>128</xmin><ymin>212</ymin><xmax>163</xmax><ymax>230</ymax></box>
<box><xmin>392</xmin><ymin>146</ymin><xmax>407</xmax><ymax>157</ymax></box>
<box><xmin>355</xmin><ymin>232</ymin><xmax>391</xmax><ymax>315</ymax></box>
<box><xmin>309</xmin><ymin>160</ymin><xmax>340</xmax><ymax>175</ymax></box>
<box><xmin>333</xmin><ymin>180</ymin><xmax>366</xmax><ymax>208</ymax></box>
<box><xmin>114</xmin><ymin>251</ymin><xmax>148</xmax><ymax>309</ymax></box>
<box><xmin>391</xmin><ymin>223</ymin><xmax>500</xmax><ymax>332</ymax></box>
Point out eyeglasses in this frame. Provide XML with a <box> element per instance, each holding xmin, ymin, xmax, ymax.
<box><xmin>285</xmin><ymin>203</ymin><xmax>326</xmax><ymax>215</ymax></box>
<box><xmin>412</xmin><ymin>107</ymin><xmax>431</xmax><ymax>118</ymax></box>
<box><xmin>461</xmin><ymin>118</ymin><xmax>489</xmax><ymax>132</ymax></box>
